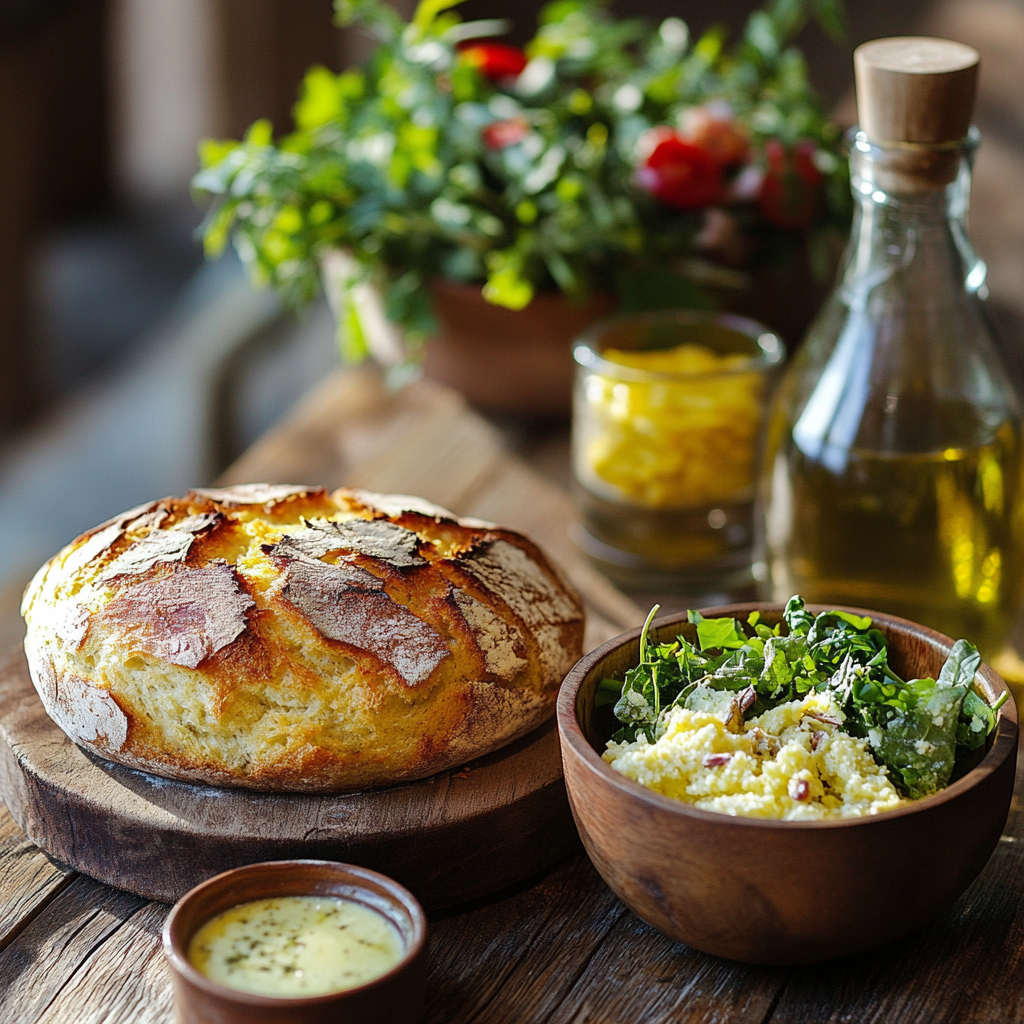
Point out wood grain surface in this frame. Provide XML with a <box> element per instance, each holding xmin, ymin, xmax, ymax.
<box><xmin>0</xmin><ymin>367</ymin><xmax>643</xmax><ymax>912</ymax></box>
<box><xmin>5</xmin><ymin>249</ymin><xmax>1024</xmax><ymax>1017</ymax></box>
<box><xmin>0</xmin><ymin>645</ymin><xmax>579</xmax><ymax>907</ymax></box>
<box><xmin>5</xmin><ymin>780</ymin><xmax>1024</xmax><ymax>1024</ymax></box>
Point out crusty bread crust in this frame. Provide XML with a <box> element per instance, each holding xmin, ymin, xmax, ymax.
<box><xmin>21</xmin><ymin>486</ymin><xmax>584</xmax><ymax>791</ymax></box>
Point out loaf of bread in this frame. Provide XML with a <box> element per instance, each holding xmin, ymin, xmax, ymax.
<box><xmin>21</xmin><ymin>485</ymin><xmax>585</xmax><ymax>791</ymax></box>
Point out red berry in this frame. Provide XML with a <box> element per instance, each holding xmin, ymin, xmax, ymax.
<box><xmin>459</xmin><ymin>43</ymin><xmax>528</xmax><ymax>83</ymax></box>
<box><xmin>680</xmin><ymin>106</ymin><xmax>749</xmax><ymax>168</ymax></box>
<box><xmin>637</xmin><ymin>132</ymin><xmax>722</xmax><ymax>210</ymax></box>
<box><xmin>482</xmin><ymin>117</ymin><xmax>529</xmax><ymax>150</ymax></box>
<box><xmin>759</xmin><ymin>140</ymin><xmax>825</xmax><ymax>230</ymax></box>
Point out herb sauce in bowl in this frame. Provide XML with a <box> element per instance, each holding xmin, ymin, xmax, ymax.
<box><xmin>187</xmin><ymin>896</ymin><xmax>404</xmax><ymax>997</ymax></box>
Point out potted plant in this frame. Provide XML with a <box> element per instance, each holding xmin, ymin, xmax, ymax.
<box><xmin>193</xmin><ymin>0</ymin><xmax>849</xmax><ymax>416</ymax></box>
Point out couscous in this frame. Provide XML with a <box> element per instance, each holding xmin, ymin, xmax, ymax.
<box><xmin>599</xmin><ymin>596</ymin><xmax>1003</xmax><ymax>817</ymax></box>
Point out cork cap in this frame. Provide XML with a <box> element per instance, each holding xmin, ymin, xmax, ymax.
<box><xmin>855</xmin><ymin>37</ymin><xmax>979</xmax><ymax>146</ymax></box>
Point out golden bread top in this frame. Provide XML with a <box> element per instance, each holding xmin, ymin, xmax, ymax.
<box><xmin>23</xmin><ymin>484</ymin><xmax>582</xmax><ymax>700</ymax></box>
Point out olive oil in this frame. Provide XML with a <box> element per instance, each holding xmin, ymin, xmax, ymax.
<box><xmin>766</xmin><ymin>417</ymin><xmax>1024</xmax><ymax>654</ymax></box>
<box><xmin>761</xmin><ymin>43</ymin><xmax>1024</xmax><ymax>652</ymax></box>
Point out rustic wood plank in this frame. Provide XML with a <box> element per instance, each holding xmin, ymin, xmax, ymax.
<box><xmin>0</xmin><ymin>650</ymin><xmax>577</xmax><ymax>907</ymax></box>
<box><xmin>546</xmin><ymin>909</ymin><xmax>787</xmax><ymax>1024</ymax></box>
<box><xmin>34</xmin><ymin>902</ymin><xmax>173</xmax><ymax>1024</ymax></box>
<box><xmin>0</xmin><ymin>875</ymin><xmax>148</xmax><ymax>1024</ymax></box>
<box><xmin>425</xmin><ymin>854</ymin><xmax>787</xmax><ymax>1024</ymax></box>
<box><xmin>221</xmin><ymin>365</ymin><xmax>430</xmax><ymax>489</ymax></box>
<box><xmin>221</xmin><ymin>367</ymin><xmax>644</xmax><ymax>644</ymax></box>
<box><xmin>765</xmin><ymin>838</ymin><xmax>1024</xmax><ymax>1024</ymax></box>
<box><xmin>343</xmin><ymin>380</ymin><xmax>508</xmax><ymax>511</ymax></box>
<box><xmin>423</xmin><ymin>855</ymin><xmax>626</xmax><ymax>1024</ymax></box>
<box><xmin>0</xmin><ymin>802</ymin><xmax>73</xmax><ymax>953</ymax></box>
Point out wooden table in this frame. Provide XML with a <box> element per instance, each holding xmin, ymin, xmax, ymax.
<box><xmin>3</xmin><ymin>369</ymin><xmax>1024</xmax><ymax>1024</ymax></box>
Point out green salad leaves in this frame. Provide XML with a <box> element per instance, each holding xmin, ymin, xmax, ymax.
<box><xmin>597</xmin><ymin>596</ymin><xmax>1006</xmax><ymax>799</ymax></box>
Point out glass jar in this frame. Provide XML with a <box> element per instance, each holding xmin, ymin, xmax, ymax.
<box><xmin>572</xmin><ymin>310</ymin><xmax>784</xmax><ymax>592</ymax></box>
<box><xmin>758</xmin><ymin>128</ymin><xmax>1024</xmax><ymax>654</ymax></box>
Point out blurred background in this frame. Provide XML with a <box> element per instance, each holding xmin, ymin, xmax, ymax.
<box><xmin>0</xmin><ymin>0</ymin><xmax>1021</xmax><ymax>637</ymax></box>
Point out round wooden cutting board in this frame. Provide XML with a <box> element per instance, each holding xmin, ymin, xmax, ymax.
<box><xmin>0</xmin><ymin>648</ymin><xmax>579</xmax><ymax>907</ymax></box>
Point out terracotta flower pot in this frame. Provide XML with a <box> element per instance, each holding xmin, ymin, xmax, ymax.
<box><xmin>322</xmin><ymin>247</ymin><xmax>836</xmax><ymax>419</ymax></box>
<box><xmin>424</xmin><ymin>280</ymin><xmax>615</xmax><ymax>419</ymax></box>
<box><xmin>422</xmin><ymin>244</ymin><xmax>834</xmax><ymax>417</ymax></box>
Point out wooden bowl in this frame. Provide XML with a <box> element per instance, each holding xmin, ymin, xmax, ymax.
<box><xmin>557</xmin><ymin>603</ymin><xmax>1018</xmax><ymax>965</ymax></box>
<box><xmin>163</xmin><ymin>860</ymin><xmax>427</xmax><ymax>1024</ymax></box>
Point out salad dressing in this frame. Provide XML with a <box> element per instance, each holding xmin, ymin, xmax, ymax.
<box><xmin>187</xmin><ymin>896</ymin><xmax>404</xmax><ymax>998</ymax></box>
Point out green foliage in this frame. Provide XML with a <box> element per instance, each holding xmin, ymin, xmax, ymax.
<box><xmin>193</xmin><ymin>0</ymin><xmax>849</xmax><ymax>353</ymax></box>
<box><xmin>602</xmin><ymin>596</ymin><xmax>1004</xmax><ymax>799</ymax></box>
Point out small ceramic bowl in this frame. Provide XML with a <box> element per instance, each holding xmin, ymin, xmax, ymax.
<box><xmin>557</xmin><ymin>603</ymin><xmax>1018</xmax><ymax>965</ymax></box>
<box><xmin>163</xmin><ymin>860</ymin><xmax>428</xmax><ymax>1024</ymax></box>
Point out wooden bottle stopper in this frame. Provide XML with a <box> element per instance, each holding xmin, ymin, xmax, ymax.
<box><xmin>854</xmin><ymin>37</ymin><xmax>979</xmax><ymax>190</ymax></box>
<box><xmin>855</xmin><ymin>37</ymin><xmax>979</xmax><ymax>146</ymax></box>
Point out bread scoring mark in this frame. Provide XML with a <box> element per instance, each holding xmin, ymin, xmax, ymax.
<box><xmin>532</xmin><ymin>622</ymin><xmax>578</xmax><ymax>681</ymax></box>
<box><xmin>200</xmin><ymin>608</ymin><xmax>275</xmax><ymax>691</ymax></box>
<box><xmin>81</xmin><ymin>499</ymin><xmax>160</xmax><ymax>540</ymax></box>
<box><xmin>35</xmin><ymin>501</ymin><xmax>173</xmax><ymax>592</ymax></box>
<box><xmin>345</xmin><ymin>489</ymin><xmax>459</xmax><ymax>522</ymax></box>
<box><xmin>98</xmin><ymin>511</ymin><xmax>223</xmax><ymax>581</ymax></box>
<box><xmin>458</xmin><ymin>539</ymin><xmax>581</xmax><ymax>629</ymax></box>
<box><xmin>270</xmin><ymin>524</ymin><xmax>353</xmax><ymax>560</ymax></box>
<box><xmin>54</xmin><ymin>603</ymin><xmax>91</xmax><ymax>649</ymax></box>
<box><xmin>279</xmin><ymin>556</ymin><xmax>449</xmax><ymax>686</ymax></box>
<box><xmin>60</xmin><ymin>522</ymin><xmax>128</xmax><ymax>579</ymax></box>
<box><xmin>175</xmin><ymin>512</ymin><xmax>223</xmax><ymax>534</ymax></box>
<box><xmin>283</xmin><ymin>518</ymin><xmax>426</xmax><ymax>568</ymax></box>
<box><xmin>191</xmin><ymin>484</ymin><xmax>324</xmax><ymax>507</ymax></box>
<box><xmin>125</xmin><ymin>508</ymin><xmax>168</xmax><ymax>533</ymax></box>
<box><xmin>455</xmin><ymin>540</ymin><xmax>583</xmax><ymax>682</ymax></box>
<box><xmin>100</xmin><ymin>563</ymin><xmax>255</xmax><ymax>669</ymax></box>
<box><xmin>25</xmin><ymin>640</ymin><xmax>128</xmax><ymax>751</ymax></box>
<box><xmin>100</xmin><ymin>529</ymin><xmax>195</xmax><ymax>580</ymax></box>
<box><xmin>452</xmin><ymin>590</ymin><xmax>527</xmax><ymax>680</ymax></box>
<box><xmin>265</xmin><ymin>541</ymin><xmax>382</xmax><ymax>586</ymax></box>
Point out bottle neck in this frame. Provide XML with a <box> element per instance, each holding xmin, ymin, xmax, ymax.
<box><xmin>788</xmin><ymin>126</ymin><xmax>1015</xmax><ymax>466</ymax></box>
<box><xmin>843</xmin><ymin>128</ymin><xmax>986</xmax><ymax>300</ymax></box>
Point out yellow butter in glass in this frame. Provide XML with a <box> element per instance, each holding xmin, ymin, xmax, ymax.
<box><xmin>571</xmin><ymin>312</ymin><xmax>783</xmax><ymax>589</ymax></box>
<box><xmin>187</xmin><ymin>895</ymin><xmax>404</xmax><ymax>997</ymax></box>
<box><xmin>580</xmin><ymin>343</ymin><xmax>764</xmax><ymax>509</ymax></box>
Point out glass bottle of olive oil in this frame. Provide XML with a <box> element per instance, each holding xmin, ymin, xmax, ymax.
<box><xmin>759</xmin><ymin>38</ymin><xmax>1024</xmax><ymax>655</ymax></box>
